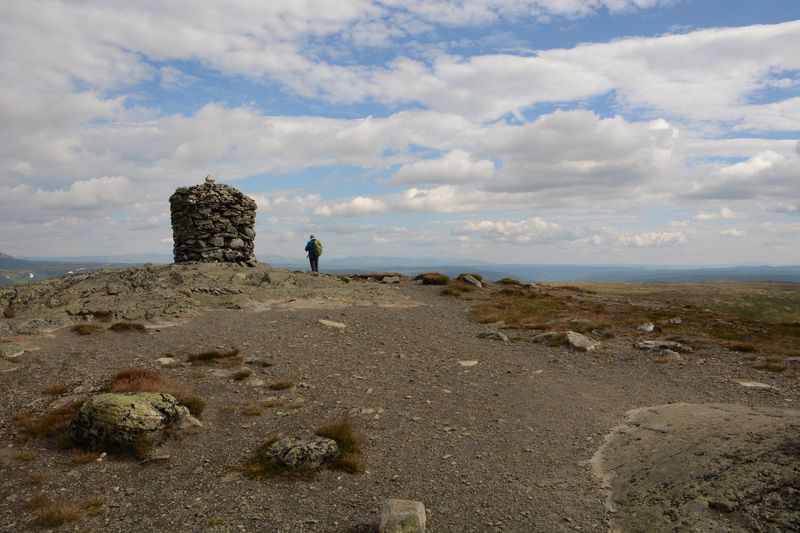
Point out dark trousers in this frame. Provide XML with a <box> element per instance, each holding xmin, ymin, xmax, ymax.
<box><xmin>309</xmin><ymin>256</ymin><xmax>319</xmax><ymax>272</ymax></box>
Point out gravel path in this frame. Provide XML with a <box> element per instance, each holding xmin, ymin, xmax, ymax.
<box><xmin>1</xmin><ymin>276</ymin><xmax>798</xmax><ymax>532</ymax></box>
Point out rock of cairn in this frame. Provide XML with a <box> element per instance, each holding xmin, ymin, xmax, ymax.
<box><xmin>169</xmin><ymin>175</ymin><xmax>257</xmax><ymax>263</ymax></box>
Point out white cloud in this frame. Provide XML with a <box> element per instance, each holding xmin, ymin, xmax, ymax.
<box><xmin>693</xmin><ymin>206</ymin><xmax>737</xmax><ymax>221</ymax></box>
<box><xmin>455</xmin><ymin>217</ymin><xmax>580</xmax><ymax>244</ymax></box>
<box><xmin>315</xmin><ymin>196</ymin><xmax>387</xmax><ymax>216</ymax></box>
<box><xmin>720</xmin><ymin>228</ymin><xmax>746</xmax><ymax>237</ymax></box>
<box><xmin>391</xmin><ymin>149</ymin><xmax>495</xmax><ymax>184</ymax></box>
<box><xmin>0</xmin><ymin>177</ymin><xmax>132</xmax><ymax>223</ymax></box>
<box><xmin>613</xmin><ymin>230</ymin><xmax>688</xmax><ymax>248</ymax></box>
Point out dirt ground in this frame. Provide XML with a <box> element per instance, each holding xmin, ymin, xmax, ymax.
<box><xmin>1</xmin><ymin>266</ymin><xmax>799</xmax><ymax>532</ymax></box>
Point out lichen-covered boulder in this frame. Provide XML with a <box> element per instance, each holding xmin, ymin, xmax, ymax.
<box><xmin>265</xmin><ymin>436</ymin><xmax>339</xmax><ymax>471</ymax></box>
<box><xmin>69</xmin><ymin>392</ymin><xmax>194</xmax><ymax>450</ymax></box>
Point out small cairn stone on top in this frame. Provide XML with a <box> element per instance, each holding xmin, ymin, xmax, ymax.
<box><xmin>169</xmin><ymin>175</ymin><xmax>257</xmax><ymax>264</ymax></box>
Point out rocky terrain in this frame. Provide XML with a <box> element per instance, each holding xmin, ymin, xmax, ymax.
<box><xmin>1</xmin><ymin>263</ymin><xmax>799</xmax><ymax>532</ymax></box>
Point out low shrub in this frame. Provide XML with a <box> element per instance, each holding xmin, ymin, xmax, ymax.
<box><xmin>268</xmin><ymin>380</ymin><xmax>293</xmax><ymax>391</ymax></box>
<box><xmin>187</xmin><ymin>347</ymin><xmax>242</xmax><ymax>367</ymax></box>
<box><xmin>418</xmin><ymin>272</ymin><xmax>450</xmax><ymax>286</ymax></box>
<box><xmin>71</xmin><ymin>324</ymin><xmax>104</xmax><ymax>335</ymax></box>
<box><xmin>109</xmin><ymin>322</ymin><xmax>146</xmax><ymax>333</ymax></box>
<box><xmin>108</xmin><ymin>368</ymin><xmax>205</xmax><ymax>416</ymax></box>
<box><xmin>315</xmin><ymin>413</ymin><xmax>365</xmax><ymax>474</ymax></box>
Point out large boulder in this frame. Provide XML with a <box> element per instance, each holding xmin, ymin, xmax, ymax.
<box><xmin>69</xmin><ymin>392</ymin><xmax>196</xmax><ymax>450</ymax></box>
<box><xmin>264</xmin><ymin>436</ymin><xmax>339</xmax><ymax>471</ymax></box>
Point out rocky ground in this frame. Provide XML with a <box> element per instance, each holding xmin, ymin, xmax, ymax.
<box><xmin>1</xmin><ymin>264</ymin><xmax>799</xmax><ymax>532</ymax></box>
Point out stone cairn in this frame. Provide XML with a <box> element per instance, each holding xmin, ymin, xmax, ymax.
<box><xmin>169</xmin><ymin>175</ymin><xmax>257</xmax><ymax>263</ymax></box>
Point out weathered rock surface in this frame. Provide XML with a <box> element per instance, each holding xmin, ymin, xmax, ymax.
<box><xmin>461</xmin><ymin>275</ymin><xmax>482</xmax><ymax>289</ymax></box>
<box><xmin>69</xmin><ymin>392</ymin><xmax>197</xmax><ymax>450</ymax></box>
<box><xmin>636</xmin><ymin>322</ymin><xmax>654</xmax><ymax>332</ymax></box>
<box><xmin>170</xmin><ymin>178</ymin><xmax>257</xmax><ymax>263</ymax></box>
<box><xmin>264</xmin><ymin>436</ymin><xmax>339</xmax><ymax>470</ymax></box>
<box><xmin>592</xmin><ymin>403</ymin><xmax>800</xmax><ymax>532</ymax></box>
<box><xmin>636</xmin><ymin>339</ymin><xmax>692</xmax><ymax>352</ymax></box>
<box><xmin>531</xmin><ymin>331</ymin><xmax>600</xmax><ymax>351</ymax></box>
<box><xmin>565</xmin><ymin>331</ymin><xmax>600</xmax><ymax>351</ymax></box>
<box><xmin>477</xmin><ymin>331</ymin><xmax>509</xmax><ymax>342</ymax></box>
<box><xmin>380</xmin><ymin>499</ymin><xmax>427</xmax><ymax>533</ymax></box>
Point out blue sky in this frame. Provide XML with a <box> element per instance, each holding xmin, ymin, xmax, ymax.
<box><xmin>1</xmin><ymin>0</ymin><xmax>799</xmax><ymax>264</ymax></box>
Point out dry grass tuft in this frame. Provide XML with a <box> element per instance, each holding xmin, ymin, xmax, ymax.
<box><xmin>232</xmin><ymin>369</ymin><xmax>252</xmax><ymax>381</ymax></box>
<box><xmin>728</xmin><ymin>342</ymin><xmax>758</xmax><ymax>353</ymax></box>
<box><xmin>248</xmin><ymin>359</ymin><xmax>274</xmax><ymax>367</ymax></box>
<box><xmin>3</xmin><ymin>305</ymin><xmax>15</xmax><ymax>318</ymax></box>
<box><xmin>23</xmin><ymin>473</ymin><xmax>45</xmax><ymax>485</ymax></box>
<box><xmin>15</xmin><ymin>450</ymin><xmax>39</xmax><ymax>462</ymax></box>
<box><xmin>208</xmin><ymin>517</ymin><xmax>226</xmax><ymax>526</ymax></box>
<box><xmin>109</xmin><ymin>321</ymin><xmax>146</xmax><ymax>332</ymax></box>
<box><xmin>108</xmin><ymin>367</ymin><xmax>205</xmax><ymax>416</ymax></box>
<box><xmin>45</xmin><ymin>382</ymin><xmax>72</xmax><ymax>395</ymax></box>
<box><xmin>23</xmin><ymin>494</ymin><xmax>106</xmax><ymax>527</ymax></box>
<box><xmin>417</xmin><ymin>272</ymin><xmax>450</xmax><ymax>286</ymax></box>
<box><xmin>268</xmin><ymin>380</ymin><xmax>294</xmax><ymax>391</ymax></box>
<box><xmin>187</xmin><ymin>347</ymin><xmax>242</xmax><ymax>366</ymax></box>
<box><xmin>71</xmin><ymin>323</ymin><xmax>104</xmax><ymax>335</ymax></box>
<box><xmin>315</xmin><ymin>413</ymin><xmax>365</xmax><ymax>474</ymax></box>
<box><xmin>498</xmin><ymin>277</ymin><xmax>523</xmax><ymax>286</ymax></box>
<box><xmin>241</xmin><ymin>403</ymin><xmax>267</xmax><ymax>416</ymax></box>
<box><xmin>70</xmin><ymin>451</ymin><xmax>102</xmax><ymax>464</ymax></box>
<box><xmin>16</xmin><ymin>399</ymin><xmax>84</xmax><ymax>441</ymax></box>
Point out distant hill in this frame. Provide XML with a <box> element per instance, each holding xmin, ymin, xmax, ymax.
<box><xmin>4</xmin><ymin>251</ymin><xmax>799</xmax><ymax>285</ymax></box>
<box><xmin>0</xmin><ymin>252</ymin><xmax>131</xmax><ymax>286</ymax></box>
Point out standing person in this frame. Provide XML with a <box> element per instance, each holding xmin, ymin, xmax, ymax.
<box><xmin>305</xmin><ymin>234</ymin><xmax>322</xmax><ymax>272</ymax></box>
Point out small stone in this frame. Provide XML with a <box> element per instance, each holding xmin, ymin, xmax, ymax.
<box><xmin>380</xmin><ymin>499</ymin><xmax>426</xmax><ymax>533</ymax></box>
<box><xmin>636</xmin><ymin>340</ymin><xmax>692</xmax><ymax>353</ymax></box>
<box><xmin>668</xmin><ymin>317</ymin><xmax>682</xmax><ymax>324</ymax></box>
<box><xmin>462</xmin><ymin>275</ymin><xmax>482</xmax><ymax>288</ymax></box>
<box><xmin>382</xmin><ymin>276</ymin><xmax>401</xmax><ymax>284</ymax></box>
<box><xmin>565</xmin><ymin>331</ymin><xmax>600</xmax><ymax>352</ymax></box>
<box><xmin>458</xmin><ymin>360</ymin><xmax>478</xmax><ymax>367</ymax></box>
<box><xmin>157</xmin><ymin>357</ymin><xmax>179</xmax><ymax>368</ymax></box>
<box><xmin>734</xmin><ymin>380</ymin><xmax>775</xmax><ymax>389</ymax></box>
<box><xmin>636</xmin><ymin>322</ymin><xmax>655</xmax><ymax>333</ymax></box>
<box><xmin>477</xmin><ymin>331</ymin><xmax>509</xmax><ymax>342</ymax></box>
<box><xmin>318</xmin><ymin>319</ymin><xmax>346</xmax><ymax>329</ymax></box>
<box><xmin>265</xmin><ymin>436</ymin><xmax>339</xmax><ymax>470</ymax></box>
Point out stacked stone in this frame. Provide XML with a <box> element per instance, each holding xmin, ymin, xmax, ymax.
<box><xmin>169</xmin><ymin>176</ymin><xmax>257</xmax><ymax>263</ymax></box>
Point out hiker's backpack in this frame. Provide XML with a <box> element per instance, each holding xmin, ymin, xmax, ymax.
<box><xmin>313</xmin><ymin>239</ymin><xmax>323</xmax><ymax>256</ymax></box>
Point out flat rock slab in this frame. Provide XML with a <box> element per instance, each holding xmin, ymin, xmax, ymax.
<box><xmin>380</xmin><ymin>499</ymin><xmax>426</xmax><ymax>533</ymax></box>
<box><xmin>318</xmin><ymin>319</ymin><xmax>347</xmax><ymax>329</ymax></box>
<box><xmin>635</xmin><ymin>339</ymin><xmax>692</xmax><ymax>352</ymax></box>
<box><xmin>592</xmin><ymin>403</ymin><xmax>800</xmax><ymax>532</ymax></box>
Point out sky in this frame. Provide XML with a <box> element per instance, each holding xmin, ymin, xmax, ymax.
<box><xmin>1</xmin><ymin>0</ymin><xmax>799</xmax><ymax>265</ymax></box>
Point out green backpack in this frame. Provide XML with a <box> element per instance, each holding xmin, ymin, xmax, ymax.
<box><xmin>313</xmin><ymin>239</ymin><xmax>323</xmax><ymax>256</ymax></box>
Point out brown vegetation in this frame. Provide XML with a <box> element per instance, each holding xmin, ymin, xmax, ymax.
<box><xmin>70</xmin><ymin>451</ymin><xmax>102</xmax><ymax>464</ymax></box>
<box><xmin>45</xmin><ymin>382</ymin><xmax>72</xmax><ymax>395</ymax></box>
<box><xmin>71</xmin><ymin>323</ymin><xmax>105</xmax><ymax>335</ymax></box>
<box><xmin>108</xmin><ymin>367</ymin><xmax>205</xmax><ymax>416</ymax></box>
<box><xmin>187</xmin><ymin>347</ymin><xmax>243</xmax><ymax>366</ymax></box>
<box><xmin>417</xmin><ymin>272</ymin><xmax>450</xmax><ymax>286</ymax></box>
<box><xmin>268</xmin><ymin>380</ymin><xmax>293</xmax><ymax>391</ymax></box>
<box><xmin>232</xmin><ymin>369</ymin><xmax>252</xmax><ymax>381</ymax></box>
<box><xmin>109</xmin><ymin>321</ymin><xmax>147</xmax><ymax>332</ymax></box>
<box><xmin>315</xmin><ymin>413</ymin><xmax>365</xmax><ymax>474</ymax></box>
<box><xmin>3</xmin><ymin>305</ymin><xmax>16</xmax><ymax>318</ymax></box>
<box><xmin>16</xmin><ymin>399</ymin><xmax>84</xmax><ymax>441</ymax></box>
<box><xmin>22</xmin><ymin>494</ymin><xmax>106</xmax><ymax>527</ymax></box>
